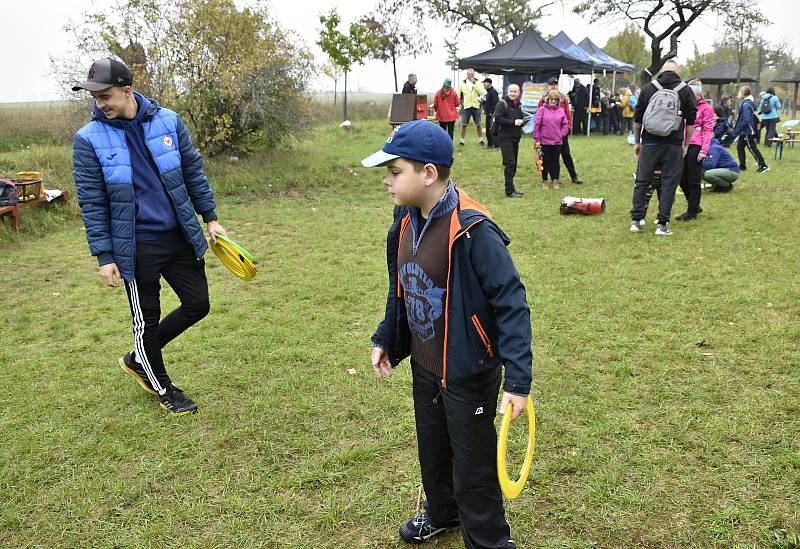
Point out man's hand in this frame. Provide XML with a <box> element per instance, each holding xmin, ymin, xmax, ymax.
<box><xmin>634</xmin><ymin>143</ymin><xmax>642</xmax><ymax>157</ymax></box>
<box><xmin>371</xmin><ymin>346</ymin><xmax>392</xmax><ymax>378</ymax></box>
<box><xmin>99</xmin><ymin>263</ymin><xmax>121</xmax><ymax>288</ymax></box>
<box><xmin>682</xmin><ymin>145</ymin><xmax>689</xmax><ymax>157</ymax></box>
<box><xmin>499</xmin><ymin>392</ymin><xmax>528</xmax><ymax>422</ymax></box>
<box><xmin>207</xmin><ymin>220</ymin><xmax>227</xmax><ymax>244</ymax></box>
<box><xmin>514</xmin><ymin>119</ymin><xmax>524</xmax><ymax>127</ymax></box>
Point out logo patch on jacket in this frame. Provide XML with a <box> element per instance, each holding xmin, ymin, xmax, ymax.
<box><xmin>163</xmin><ymin>136</ymin><xmax>173</xmax><ymax>147</ymax></box>
<box><xmin>400</xmin><ymin>262</ymin><xmax>445</xmax><ymax>342</ymax></box>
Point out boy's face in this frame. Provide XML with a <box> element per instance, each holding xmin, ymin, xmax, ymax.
<box><xmin>91</xmin><ymin>86</ymin><xmax>131</xmax><ymax>119</ymax></box>
<box><xmin>383</xmin><ymin>158</ymin><xmax>432</xmax><ymax>207</ymax></box>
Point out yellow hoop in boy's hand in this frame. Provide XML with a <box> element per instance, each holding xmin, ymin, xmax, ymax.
<box><xmin>497</xmin><ymin>396</ymin><xmax>536</xmax><ymax>499</ymax></box>
<box><xmin>209</xmin><ymin>233</ymin><xmax>257</xmax><ymax>281</ymax></box>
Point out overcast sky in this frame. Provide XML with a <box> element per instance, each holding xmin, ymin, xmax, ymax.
<box><xmin>1</xmin><ymin>0</ymin><xmax>798</xmax><ymax>103</ymax></box>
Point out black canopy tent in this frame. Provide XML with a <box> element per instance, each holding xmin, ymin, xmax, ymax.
<box><xmin>772</xmin><ymin>70</ymin><xmax>800</xmax><ymax>118</ymax></box>
<box><xmin>458</xmin><ymin>28</ymin><xmax>601</xmax><ymax>134</ymax></box>
<box><xmin>690</xmin><ymin>61</ymin><xmax>757</xmax><ymax>102</ymax></box>
<box><xmin>458</xmin><ymin>27</ymin><xmax>598</xmax><ymax>77</ymax></box>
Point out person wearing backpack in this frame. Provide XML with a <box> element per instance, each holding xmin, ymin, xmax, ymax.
<box><xmin>759</xmin><ymin>87</ymin><xmax>782</xmax><ymax>148</ymax></box>
<box><xmin>629</xmin><ymin>60</ymin><xmax>697</xmax><ymax>236</ymax></box>
<box><xmin>733</xmin><ymin>86</ymin><xmax>769</xmax><ymax>173</ymax></box>
<box><xmin>493</xmin><ymin>83</ymin><xmax>525</xmax><ymax>198</ymax></box>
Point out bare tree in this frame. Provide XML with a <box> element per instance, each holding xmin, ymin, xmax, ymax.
<box><xmin>575</xmin><ymin>0</ymin><xmax>723</xmax><ymax>84</ymax></box>
<box><xmin>362</xmin><ymin>0</ymin><xmax>431</xmax><ymax>92</ymax></box>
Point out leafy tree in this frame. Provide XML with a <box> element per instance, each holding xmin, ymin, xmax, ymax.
<box><xmin>415</xmin><ymin>0</ymin><xmax>552</xmax><ymax>47</ymax></box>
<box><xmin>55</xmin><ymin>0</ymin><xmax>313</xmax><ymax>154</ymax></box>
<box><xmin>321</xmin><ymin>62</ymin><xmax>342</xmax><ymax>104</ymax></box>
<box><xmin>603</xmin><ymin>23</ymin><xmax>650</xmax><ymax>74</ymax></box>
<box><xmin>317</xmin><ymin>10</ymin><xmax>380</xmax><ymax>122</ymax></box>
<box><xmin>722</xmin><ymin>0</ymin><xmax>770</xmax><ymax>89</ymax></box>
<box><xmin>574</xmin><ymin>0</ymin><xmax>723</xmax><ymax>84</ymax></box>
<box><xmin>362</xmin><ymin>0</ymin><xmax>431</xmax><ymax>92</ymax></box>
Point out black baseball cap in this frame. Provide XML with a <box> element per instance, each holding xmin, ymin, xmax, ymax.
<box><xmin>482</xmin><ymin>77</ymin><xmax>492</xmax><ymax>84</ymax></box>
<box><xmin>72</xmin><ymin>58</ymin><xmax>133</xmax><ymax>92</ymax></box>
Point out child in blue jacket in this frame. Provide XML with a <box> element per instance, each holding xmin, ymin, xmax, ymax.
<box><xmin>363</xmin><ymin>120</ymin><xmax>532</xmax><ymax>548</ymax></box>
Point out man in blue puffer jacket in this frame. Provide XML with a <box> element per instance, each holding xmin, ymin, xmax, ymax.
<box><xmin>73</xmin><ymin>58</ymin><xmax>226</xmax><ymax>414</ymax></box>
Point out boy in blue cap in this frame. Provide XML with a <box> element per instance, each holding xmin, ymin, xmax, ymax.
<box><xmin>362</xmin><ymin>120</ymin><xmax>532</xmax><ymax>548</ymax></box>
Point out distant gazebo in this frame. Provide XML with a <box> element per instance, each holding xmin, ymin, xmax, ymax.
<box><xmin>691</xmin><ymin>61</ymin><xmax>757</xmax><ymax>101</ymax></box>
<box><xmin>772</xmin><ymin>70</ymin><xmax>800</xmax><ymax>118</ymax></box>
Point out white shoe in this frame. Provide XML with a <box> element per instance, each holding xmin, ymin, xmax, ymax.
<box><xmin>630</xmin><ymin>221</ymin><xmax>643</xmax><ymax>233</ymax></box>
<box><xmin>655</xmin><ymin>223</ymin><xmax>673</xmax><ymax>236</ymax></box>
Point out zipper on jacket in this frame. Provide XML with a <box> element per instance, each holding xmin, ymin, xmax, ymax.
<box><xmin>470</xmin><ymin>314</ymin><xmax>494</xmax><ymax>359</ymax></box>
<box><xmin>441</xmin><ymin>217</ymin><xmax>484</xmax><ymax>389</ymax></box>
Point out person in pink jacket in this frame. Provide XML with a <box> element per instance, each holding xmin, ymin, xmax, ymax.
<box><xmin>676</xmin><ymin>79</ymin><xmax>715</xmax><ymax>221</ymax></box>
<box><xmin>533</xmin><ymin>90</ymin><xmax>570</xmax><ymax>189</ymax></box>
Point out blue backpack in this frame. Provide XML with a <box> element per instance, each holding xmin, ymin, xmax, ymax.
<box><xmin>628</xmin><ymin>94</ymin><xmax>638</xmax><ymax>110</ymax></box>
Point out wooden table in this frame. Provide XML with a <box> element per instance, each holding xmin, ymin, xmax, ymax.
<box><xmin>0</xmin><ymin>191</ymin><xmax>70</xmax><ymax>232</ymax></box>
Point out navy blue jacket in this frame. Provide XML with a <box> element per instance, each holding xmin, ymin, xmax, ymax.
<box><xmin>114</xmin><ymin>93</ymin><xmax>179</xmax><ymax>239</ymax></box>
<box><xmin>733</xmin><ymin>98</ymin><xmax>758</xmax><ymax>137</ymax></box>
<box><xmin>703</xmin><ymin>139</ymin><xmax>740</xmax><ymax>172</ymax></box>
<box><xmin>73</xmin><ymin>94</ymin><xmax>216</xmax><ymax>281</ymax></box>
<box><xmin>373</xmin><ymin>188</ymin><xmax>533</xmax><ymax>395</ymax></box>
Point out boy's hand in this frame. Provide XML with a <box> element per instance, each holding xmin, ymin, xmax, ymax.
<box><xmin>371</xmin><ymin>346</ymin><xmax>392</xmax><ymax>378</ymax></box>
<box><xmin>207</xmin><ymin>220</ymin><xmax>227</xmax><ymax>244</ymax></box>
<box><xmin>99</xmin><ymin>263</ymin><xmax>121</xmax><ymax>288</ymax></box>
<box><xmin>514</xmin><ymin>119</ymin><xmax>524</xmax><ymax>127</ymax></box>
<box><xmin>499</xmin><ymin>392</ymin><xmax>528</xmax><ymax>422</ymax></box>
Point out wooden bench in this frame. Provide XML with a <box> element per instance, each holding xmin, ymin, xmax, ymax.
<box><xmin>0</xmin><ymin>191</ymin><xmax>70</xmax><ymax>232</ymax></box>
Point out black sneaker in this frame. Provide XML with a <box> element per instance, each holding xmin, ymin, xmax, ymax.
<box><xmin>674</xmin><ymin>212</ymin><xmax>698</xmax><ymax>221</ymax></box>
<box><xmin>118</xmin><ymin>352</ymin><xmax>157</xmax><ymax>396</ymax></box>
<box><xmin>159</xmin><ymin>386</ymin><xmax>198</xmax><ymax>415</ymax></box>
<box><xmin>506</xmin><ymin>191</ymin><xmax>524</xmax><ymax>198</ymax></box>
<box><xmin>572</xmin><ymin>177</ymin><xmax>583</xmax><ymax>184</ymax></box>
<box><xmin>399</xmin><ymin>512</ymin><xmax>459</xmax><ymax>544</ymax></box>
<box><xmin>757</xmin><ymin>165</ymin><xmax>770</xmax><ymax>173</ymax></box>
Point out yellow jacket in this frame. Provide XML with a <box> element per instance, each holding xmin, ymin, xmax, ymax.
<box><xmin>459</xmin><ymin>79</ymin><xmax>483</xmax><ymax>110</ymax></box>
<box><xmin>621</xmin><ymin>92</ymin><xmax>635</xmax><ymax>118</ymax></box>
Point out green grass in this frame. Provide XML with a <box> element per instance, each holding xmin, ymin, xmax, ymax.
<box><xmin>1</xmin><ymin>120</ymin><xmax>799</xmax><ymax>547</ymax></box>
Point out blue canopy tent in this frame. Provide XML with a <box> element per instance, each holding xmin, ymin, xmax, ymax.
<box><xmin>577</xmin><ymin>37</ymin><xmax>636</xmax><ymax>74</ymax></box>
<box><xmin>549</xmin><ymin>31</ymin><xmax>616</xmax><ymax>135</ymax></box>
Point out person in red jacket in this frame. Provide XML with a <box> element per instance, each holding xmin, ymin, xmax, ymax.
<box><xmin>433</xmin><ymin>78</ymin><xmax>460</xmax><ymax>140</ymax></box>
<box><xmin>537</xmin><ymin>78</ymin><xmax>583</xmax><ymax>184</ymax></box>
<box><xmin>534</xmin><ymin>90</ymin><xmax>571</xmax><ymax>189</ymax></box>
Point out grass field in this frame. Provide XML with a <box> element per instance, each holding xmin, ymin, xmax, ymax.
<box><xmin>1</xmin><ymin>118</ymin><xmax>799</xmax><ymax>548</ymax></box>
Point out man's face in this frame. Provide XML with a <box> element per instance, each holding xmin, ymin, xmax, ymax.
<box><xmin>467</xmin><ymin>69</ymin><xmax>475</xmax><ymax>80</ymax></box>
<box><xmin>574</xmin><ymin>79</ymin><xmax>581</xmax><ymax>86</ymax></box>
<box><xmin>410</xmin><ymin>75</ymin><xmax>417</xmax><ymax>85</ymax></box>
<box><xmin>384</xmin><ymin>158</ymin><xmax>429</xmax><ymax>207</ymax></box>
<box><xmin>483</xmin><ymin>81</ymin><xmax>491</xmax><ymax>90</ymax></box>
<box><xmin>91</xmin><ymin>86</ymin><xmax>131</xmax><ymax>119</ymax></box>
<box><xmin>507</xmin><ymin>85</ymin><xmax>520</xmax><ymax>101</ymax></box>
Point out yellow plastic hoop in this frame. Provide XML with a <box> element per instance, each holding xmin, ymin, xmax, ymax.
<box><xmin>497</xmin><ymin>396</ymin><xmax>536</xmax><ymax>499</ymax></box>
<box><xmin>209</xmin><ymin>234</ymin><xmax>257</xmax><ymax>281</ymax></box>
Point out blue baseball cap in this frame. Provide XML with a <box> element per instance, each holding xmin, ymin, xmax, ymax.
<box><xmin>361</xmin><ymin>120</ymin><xmax>454</xmax><ymax>168</ymax></box>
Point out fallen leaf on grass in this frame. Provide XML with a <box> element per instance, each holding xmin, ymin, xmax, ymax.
<box><xmin>346</xmin><ymin>368</ymin><xmax>357</xmax><ymax>375</ymax></box>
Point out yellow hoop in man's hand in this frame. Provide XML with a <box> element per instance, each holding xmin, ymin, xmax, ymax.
<box><xmin>209</xmin><ymin>233</ymin><xmax>257</xmax><ymax>281</ymax></box>
<box><xmin>497</xmin><ymin>396</ymin><xmax>536</xmax><ymax>499</ymax></box>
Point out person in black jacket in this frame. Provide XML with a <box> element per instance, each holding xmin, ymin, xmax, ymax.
<box><xmin>494</xmin><ymin>83</ymin><xmax>525</xmax><ymax>198</ymax></box>
<box><xmin>482</xmin><ymin>78</ymin><xmax>500</xmax><ymax>148</ymax></box>
<box><xmin>629</xmin><ymin>60</ymin><xmax>697</xmax><ymax>236</ymax></box>
<box><xmin>569</xmin><ymin>78</ymin><xmax>589</xmax><ymax>135</ymax></box>
<box><xmin>362</xmin><ymin>120</ymin><xmax>531</xmax><ymax>548</ymax></box>
<box><xmin>402</xmin><ymin>74</ymin><xmax>418</xmax><ymax>94</ymax></box>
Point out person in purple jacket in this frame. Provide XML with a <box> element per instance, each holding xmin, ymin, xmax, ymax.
<box><xmin>702</xmin><ymin>138</ymin><xmax>740</xmax><ymax>192</ymax></box>
<box><xmin>533</xmin><ymin>90</ymin><xmax>570</xmax><ymax>189</ymax></box>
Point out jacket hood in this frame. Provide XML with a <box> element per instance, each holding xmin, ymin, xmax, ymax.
<box><xmin>657</xmin><ymin>71</ymin><xmax>682</xmax><ymax>86</ymax></box>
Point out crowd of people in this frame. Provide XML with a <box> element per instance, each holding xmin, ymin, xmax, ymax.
<box><xmin>420</xmin><ymin>64</ymin><xmax>783</xmax><ymax>227</ymax></box>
